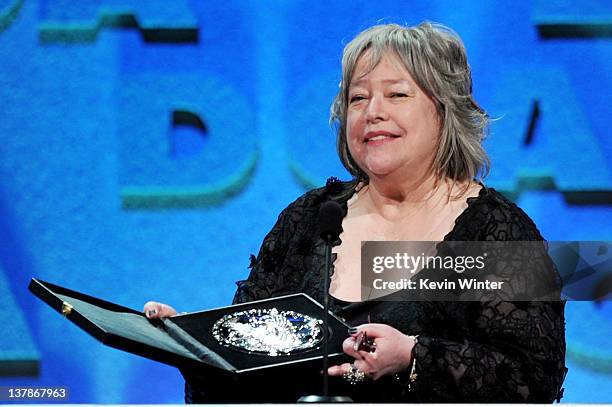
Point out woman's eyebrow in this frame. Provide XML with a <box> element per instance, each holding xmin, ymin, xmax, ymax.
<box><xmin>350</xmin><ymin>78</ymin><xmax>412</xmax><ymax>87</ymax></box>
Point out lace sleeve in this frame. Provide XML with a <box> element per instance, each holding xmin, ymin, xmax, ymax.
<box><xmin>406</xmin><ymin>201</ymin><xmax>567</xmax><ymax>402</ymax></box>
<box><xmin>411</xmin><ymin>300</ymin><xmax>566</xmax><ymax>402</ymax></box>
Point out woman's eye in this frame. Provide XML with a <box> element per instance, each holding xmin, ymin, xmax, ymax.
<box><xmin>390</xmin><ymin>92</ymin><xmax>408</xmax><ymax>98</ymax></box>
<box><xmin>349</xmin><ymin>95</ymin><xmax>366</xmax><ymax>103</ymax></box>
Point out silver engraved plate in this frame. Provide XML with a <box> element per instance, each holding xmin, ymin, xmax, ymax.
<box><xmin>211</xmin><ymin>308</ymin><xmax>323</xmax><ymax>356</ymax></box>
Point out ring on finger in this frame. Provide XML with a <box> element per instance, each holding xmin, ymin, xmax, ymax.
<box><xmin>342</xmin><ymin>363</ymin><xmax>366</xmax><ymax>385</ymax></box>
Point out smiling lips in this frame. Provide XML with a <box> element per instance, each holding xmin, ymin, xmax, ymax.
<box><xmin>364</xmin><ymin>131</ymin><xmax>400</xmax><ymax>145</ymax></box>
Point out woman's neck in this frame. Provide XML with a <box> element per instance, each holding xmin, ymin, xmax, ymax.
<box><xmin>362</xmin><ymin>172</ymin><xmax>445</xmax><ymax>217</ymax></box>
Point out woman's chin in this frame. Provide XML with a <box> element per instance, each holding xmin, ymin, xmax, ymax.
<box><xmin>362</xmin><ymin>159</ymin><xmax>404</xmax><ymax>179</ymax></box>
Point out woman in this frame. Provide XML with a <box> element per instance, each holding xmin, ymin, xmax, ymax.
<box><xmin>145</xmin><ymin>22</ymin><xmax>566</xmax><ymax>402</ymax></box>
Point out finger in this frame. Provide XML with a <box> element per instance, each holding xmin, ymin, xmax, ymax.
<box><xmin>158</xmin><ymin>304</ymin><xmax>178</xmax><ymax>317</ymax></box>
<box><xmin>327</xmin><ymin>362</ymin><xmax>352</xmax><ymax>376</ymax></box>
<box><xmin>354</xmin><ymin>323</ymin><xmax>390</xmax><ymax>338</ymax></box>
<box><xmin>353</xmin><ymin>359</ymin><xmax>381</xmax><ymax>381</ymax></box>
<box><xmin>143</xmin><ymin>301</ymin><xmax>161</xmax><ymax>319</ymax></box>
<box><xmin>143</xmin><ymin>302</ymin><xmax>177</xmax><ymax>319</ymax></box>
<box><xmin>359</xmin><ymin>349</ymin><xmax>379</xmax><ymax>364</ymax></box>
<box><xmin>348</xmin><ymin>324</ymin><xmax>365</xmax><ymax>337</ymax></box>
<box><xmin>352</xmin><ymin>358</ymin><xmax>368</xmax><ymax>374</ymax></box>
<box><xmin>342</xmin><ymin>337</ymin><xmax>362</xmax><ymax>359</ymax></box>
<box><xmin>143</xmin><ymin>301</ymin><xmax>157</xmax><ymax>312</ymax></box>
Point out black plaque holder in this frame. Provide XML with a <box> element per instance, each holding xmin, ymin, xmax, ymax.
<box><xmin>28</xmin><ymin>278</ymin><xmax>350</xmax><ymax>377</ymax></box>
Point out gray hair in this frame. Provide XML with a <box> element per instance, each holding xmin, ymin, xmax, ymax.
<box><xmin>330</xmin><ymin>22</ymin><xmax>490</xmax><ymax>193</ymax></box>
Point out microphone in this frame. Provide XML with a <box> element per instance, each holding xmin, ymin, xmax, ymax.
<box><xmin>318</xmin><ymin>201</ymin><xmax>343</xmax><ymax>243</ymax></box>
<box><xmin>298</xmin><ymin>200</ymin><xmax>351</xmax><ymax>403</ymax></box>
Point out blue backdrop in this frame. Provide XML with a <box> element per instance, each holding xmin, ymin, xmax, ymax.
<box><xmin>0</xmin><ymin>0</ymin><xmax>611</xmax><ymax>403</ymax></box>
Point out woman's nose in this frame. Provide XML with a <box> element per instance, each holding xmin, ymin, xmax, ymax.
<box><xmin>365</xmin><ymin>96</ymin><xmax>388</xmax><ymax>123</ymax></box>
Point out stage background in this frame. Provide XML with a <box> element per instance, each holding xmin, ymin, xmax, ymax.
<box><xmin>0</xmin><ymin>0</ymin><xmax>611</xmax><ymax>403</ymax></box>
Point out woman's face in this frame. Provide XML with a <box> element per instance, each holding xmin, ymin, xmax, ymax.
<box><xmin>346</xmin><ymin>51</ymin><xmax>440</xmax><ymax>182</ymax></box>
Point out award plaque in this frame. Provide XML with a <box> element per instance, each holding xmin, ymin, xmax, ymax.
<box><xmin>212</xmin><ymin>308</ymin><xmax>324</xmax><ymax>356</ymax></box>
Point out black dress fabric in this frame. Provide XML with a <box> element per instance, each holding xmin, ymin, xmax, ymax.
<box><xmin>184</xmin><ymin>179</ymin><xmax>567</xmax><ymax>403</ymax></box>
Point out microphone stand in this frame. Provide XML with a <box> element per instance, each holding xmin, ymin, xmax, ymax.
<box><xmin>298</xmin><ymin>233</ymin><xmax>352</xmax><ymax>403</ymax></box>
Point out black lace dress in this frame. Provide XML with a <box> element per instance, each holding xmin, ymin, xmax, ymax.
<box><xmin>184</xmin><ymin>180</ymin><xmax>567</xmax><ymax>403</ymax></box>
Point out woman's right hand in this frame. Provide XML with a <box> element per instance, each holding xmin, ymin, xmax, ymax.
<box><xmin>143</xmin><ymin>301</ymin><xmax>178</xmax><ymax>319</ymax></box>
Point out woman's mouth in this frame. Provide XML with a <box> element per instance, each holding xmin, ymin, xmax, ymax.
<box><xmin>364</xmin><ymin>132</ymin><xmax>400</xmax><ymax>145</ymax></box>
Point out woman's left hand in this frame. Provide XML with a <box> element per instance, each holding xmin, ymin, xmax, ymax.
<box><xmin>328</xmin><ymin>323</ymin><xmax>416</xmax><ymax>381</ymax></box>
